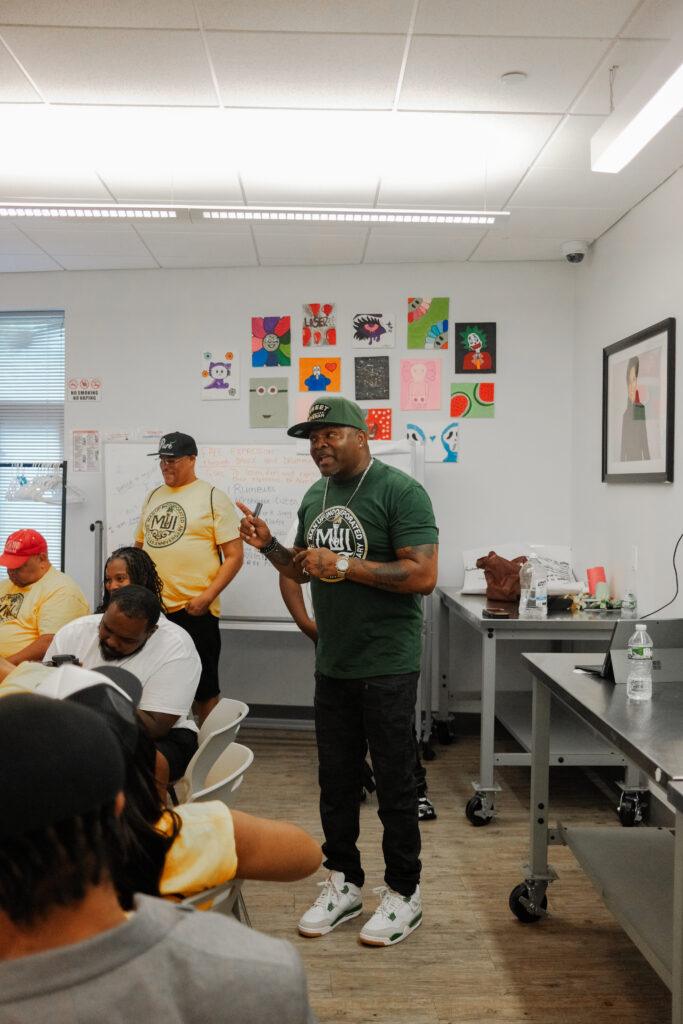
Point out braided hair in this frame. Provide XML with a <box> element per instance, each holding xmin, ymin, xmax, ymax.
<box><xmin>97</xmin><ymin>546</ymin><xmax>166</xmax><ymax>613</ymax></box>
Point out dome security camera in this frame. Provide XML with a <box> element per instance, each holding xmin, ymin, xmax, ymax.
<box><xmin>561</xmin><ymin>240</ymin><xmax>589</xmax><ymax>264</ymax></box>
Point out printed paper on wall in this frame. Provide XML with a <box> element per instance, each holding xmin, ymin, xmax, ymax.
<box><xmin>355</xmin><ymin>356</ymin><xmax>390</xmax><ymax>401</ymax></box>
<box><xmin>363</xmin><ymin>407</ymin><xmax>392</xmax><ymax>440</ymax></box>
<box><xmin>252</xmin><ymin>316</ymin><xmax>291</xmax><ymax>367</ymax></box>
<box><xmin>249</xmin><ymin>377</ymin><xmax>289</xmax><ymax>427</ymax></box>
<box><xmin>450</xmin><ymin>382</ymin><xmax>495</xmax><ymax>418</ymax></box>
<box><xmin>299</xmin><ymin>358</ymin><xmax>341</xmax><ymax>392</ymax></box>
<box><xmin>202</xmin><ymin>350</ymin><xmax>239</xmax><ymax>400</ymax></box>
<box><xmin>303</xmin><ymin>303</ymin><xmax>336</xmax><ymax>346</ymax></box>
<box><xmin>455</xmin><ymin>323</ymin><xmax>496</xmax><ymax>373</ymax></box>
<box><xmin>407</xmin><ymin>297</ymin><xmax>449</xmax><ymax>349</ymax></box>
<box><xmin>352</xmin><ymin>312</ymin><xmax>395</xmax><ymax>348</ymax></box>
<box><xmin>400</xmin><ymin>359</ymin><xmax>441</xmax><ymax>410</ymax></box>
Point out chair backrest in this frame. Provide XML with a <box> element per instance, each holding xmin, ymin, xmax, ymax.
<box><xmin>175</xmin><ymin>699</ymin><xmax>250</xmax><ymax>801</ymax></box>
<box><xmin>179</xmin><ymin>877</ymin><xmax>242</xmax><ymax>915</ymax></box>
<box><xmin>197</xmin><ymin>697</ymin><xmax>249</xmax><ymax>746</ymax></box>
<box><xmin>189</xmin><ymin>741</ymin><xmax>254</xmax><ymax>808</ymax></box>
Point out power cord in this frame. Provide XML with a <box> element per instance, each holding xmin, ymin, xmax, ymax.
<box><xmin>640</xmin><ymin>530</ymin><xmax>683</xmax><ymax>618</ymax></box>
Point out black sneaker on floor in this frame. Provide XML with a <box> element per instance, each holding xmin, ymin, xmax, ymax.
<box><xmin>418</xmin><ymin>796</ymin><xmax>437</xmax><ymax>821</ymax></box>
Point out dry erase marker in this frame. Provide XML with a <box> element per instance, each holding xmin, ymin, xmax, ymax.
<box><xmin>253</xmin><ymin>502</ymin><xmax>263</xmax><ymax>518</ymax></box>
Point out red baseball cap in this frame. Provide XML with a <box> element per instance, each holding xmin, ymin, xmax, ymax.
<box><xmin>0</xmin><ymin>529</ymin><xmax>48</xmax><ymax>568</ymax></box>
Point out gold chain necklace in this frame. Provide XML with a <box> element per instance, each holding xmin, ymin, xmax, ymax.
<box><xmin>322</xmin><ymin>458</ymin><xmax>374</xmax><ymax>513</ymax></box>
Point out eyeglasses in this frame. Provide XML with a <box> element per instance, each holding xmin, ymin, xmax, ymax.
<box><xmin>158</xmin><ymin>455</ymin><xmax>187</xmax><ymax>466</ymax></box>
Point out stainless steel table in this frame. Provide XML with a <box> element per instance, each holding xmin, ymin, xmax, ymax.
<box><xmin>434</xmin><ymin>589</ymin><xmax>635</xmax><ymax>823</ymax></box>
<box><xmin>516</xmin><ymin>651</ymin><xmax>683</xmax><ymax>1023</ymax></box>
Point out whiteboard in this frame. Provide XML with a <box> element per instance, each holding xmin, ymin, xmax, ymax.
<box><xmin>104</xmin><ymin>440</ymin><xmax>420</xmax><ymax>620</ymax></box>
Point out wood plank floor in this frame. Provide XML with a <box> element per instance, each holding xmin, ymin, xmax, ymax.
<box><xmin>237</xmin><ymin>727</ymin><xmax>671</xmax><ymax>1024</ymax></box>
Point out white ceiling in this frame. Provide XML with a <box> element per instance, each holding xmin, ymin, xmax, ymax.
<box><xmin>0</xmin><ymin>0</ymin><xmax>681</xmax><ymax>271</ymax></box>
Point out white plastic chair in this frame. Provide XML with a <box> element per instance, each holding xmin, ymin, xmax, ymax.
<box><xmin>173</xmin><ymin>699</ymin><xmax>249</xmax><ymax>802</ymax></box>
<box><xmin>188</xmin><ymin>741</ymin><xmax>255</xmax><ymax>809</ymax></box>
<box><xmin>179</xmin><ymin>877</ymin><xmax>251</xmax><ymax>926</ymax></box>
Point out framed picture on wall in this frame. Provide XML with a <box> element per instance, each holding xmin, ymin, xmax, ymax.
<box><xmin>602</xmin><ymin>318</ymin><xmax>675</xmax><ymax>483</ymax></box>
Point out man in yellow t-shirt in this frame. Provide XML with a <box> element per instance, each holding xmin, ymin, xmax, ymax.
<box><xmin>135</xmin><ymin>432</ymin><xmax>243</xmax><ymax>725</ymax></box>
<box><xmin>0</xmin><ymin>529</ymin><xmax>89</xmax><ymax>665</ymax></box>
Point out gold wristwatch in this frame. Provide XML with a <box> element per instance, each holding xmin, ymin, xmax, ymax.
<box><xmin>335</xmin><ymin>555</ymin><xmax>350</xmax><ymax>578</ymax></box>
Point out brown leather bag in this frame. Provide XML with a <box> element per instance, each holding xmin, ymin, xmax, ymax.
<box><xmin>476</xmin><ymin>551</ymin><xmax>527</xmax><ymax>601</ymax></box>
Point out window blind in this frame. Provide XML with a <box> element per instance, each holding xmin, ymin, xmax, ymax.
<box><xmin>0</xmin><ymin>311</ymin><xmax>65</xmax><ymax>576</ymax></box>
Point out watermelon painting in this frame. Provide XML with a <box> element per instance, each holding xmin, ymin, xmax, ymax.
<box><xmin>450</xmin><ymin>382</ymin><xmax>494</xmax><ymax>418</ymax></box>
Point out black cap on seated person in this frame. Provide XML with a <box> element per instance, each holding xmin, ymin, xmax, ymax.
<box><xmin>148</xmin><ymin>431</ymin><xmax>198</xmax><ymax>458</ymax></box>
<box><xmin>0</xmin><ymin>694</ymin><xmax>125</xmax><ymax>839</ymax></box>
<box><xmin>287</xmin><ymin>396</ymin><xmax>368</xmax><ymax>438</ymax></box>
<box><xmin>35</xmin><ymin>664</ymin><xmax>142</xmax><ymax>755</ymax></box>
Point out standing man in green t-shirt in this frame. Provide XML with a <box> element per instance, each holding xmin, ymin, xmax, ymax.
<box><xmin>238</xmin><ymin>397</ymin><xmax>438</xmax><ymax>948</ymax></box>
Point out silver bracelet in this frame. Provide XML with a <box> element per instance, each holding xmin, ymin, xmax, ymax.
<box><xmin>260</xmin><ymin>536</ymin><xmax>278</xmax><ymax>557</ymax></box>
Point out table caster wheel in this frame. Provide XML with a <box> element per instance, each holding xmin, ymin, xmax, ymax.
<box><xmin>436</xmin><ymin>720</ymin><xmax>454</xmax><ymax>745</ymax></box>
<box><xmin>465</xmin><ymin>794</ymin><xmax>493</xmax><ymax>826</ymax></box>
<box><xmin>509</xmin><ymin>882</ymin><xmax>547</xmax><ymax>923</ymax></box>
<box><xmin>618</xmin><ymin>794</ymin><xmax>640</xmax><ymax>827</ymax></box>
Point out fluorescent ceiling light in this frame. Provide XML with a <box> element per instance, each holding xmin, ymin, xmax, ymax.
<box><xmin>592</xmin><ymin>29</ymin><xmax>683</xmax><ymax>173</ymax></box>
<box><xmin>200</xmin><ymin>206</ymin><xmax>507</xmax><ymax>225</ymax></box>
<box><xmin>0</xmin><ymin>202</ymin><xmax>507</xmax><ymax>226</ymax></box>
<box><xmin>0</xmin><ymin>205</ymin><xmax>176</xmax><ymax>218</ymax></box>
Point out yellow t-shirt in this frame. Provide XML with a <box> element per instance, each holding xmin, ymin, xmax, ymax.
<box><xmin>158</xmin><ymin>800</ymin><xmax>238</xmax><ymax>899</ymax></box>
<box><xmin>135</xmin><ymin>479</ymin><xmax>240</xmax><ymax>616</ymax></box>
<box><xmin>0</xmin><ymin>566</ymin><xmax>89</xmax><ymax>658</ymax></box>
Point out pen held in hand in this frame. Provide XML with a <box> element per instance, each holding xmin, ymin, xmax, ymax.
<box><xmin>252</xmin><ymin>502</ymin><xmax>263</xmax><ymax>519</ymax></box>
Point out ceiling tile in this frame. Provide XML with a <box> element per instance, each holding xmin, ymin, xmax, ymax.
<box><xmin>364</xmin><ymin>227</ymin><xmax>484</xmax><ymax>262</ymax></box>
<box><xmin>57</xmin><ymin>253</ymin><xmax>158</xmax><ymax>269</ymax></box>
<box><xmin>0</xmin><ymin>253</ymin><xmax>62</xmax><ymax>271</ymax></box>
<box><xmin>198</xmin><ymin>0</ymin><xmax>416</xmax><ymax>33</ymax></box>
<box><xmin>98</xmin><ymin>167</ymin><xmax>244</xmax><ymax>204</ymax></box>
<box><xmin>415</xmin><ymin>0</ymin><xmax>642</xmax><ymax>38</ymax></box>
<box><xmin>471</xmin><ymin>235</ymin><xmax>567</xmax><ymax>261</ymax></box>
<box><xmin>400</xmin><ymin>36</ymin><xmax>609</xmax><ymax>113</ymax></box>
<box><xmin>136</xmin><ymin>226</ymin><xmax>258</xmax><ymax>267</ymax></box>
<box><xmin>573</xmin><ymin>38</ymin><xmax>668</xmax><ymax>115</ymax></box>
<box><xmin>0</xmin><ymin>226</ymin><xmax>53</xmax><ymax>255</ymax></box>
<box><xmin>207</xmin><ymin>31</ymin><xmax>405</xmax><ymax>108</ymax></box>
<box><xmin>2</xmin><ymin>27</ymin><xmax>217</xmax><ymax>105</ymax></box>
<box><xmin>499</xmin><ymin>205</ymin><xmax>622</xmax><ymax>241</ymax></box>
<box><xmin>0</xmin><ymin>167</ymin><xmax>112</xmax><ymax>202</ymax></box>
<box><xmin>253</xmin><ymin>225</ymin><xmax>367</xmax><ymax>265</ymax></box>
<box><xmin>0</xmin><ymin>45</ymin><xmax>42</xmax><ymax>100</ymax></box>
<box><xmin>0</xmin><ymin>1</ymin><xmax>198</xmax><ymax>28</ymax></box>
<box><xmin>20</xmin><ymin>224</ymin><xmax>151</xmax><ymax>256</ymax></box>
<box><xmin>377</xmin><ymin>112</ymin><xmax>559</xmax><ymax>207</ymax></box>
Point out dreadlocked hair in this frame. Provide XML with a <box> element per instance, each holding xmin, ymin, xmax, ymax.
<box><xmin>97</xmin><ymin>546</ymin><xmax>166</xmax><ymax>612</ymax></box>
<box><xmin>0</xmin><ymin>801</ymin><xmax>123</xmax><ymax>926</ymax></box>
<box><xmin>108</xmin><ymin>727</ymin><xmax>181</xmax><ymax>911</ymax></box>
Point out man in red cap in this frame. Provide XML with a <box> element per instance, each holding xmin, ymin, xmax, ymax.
<box><xmin>0</xmin><ymin>529</ymin><xmax>88</xmax><ymax>665</ymax></box>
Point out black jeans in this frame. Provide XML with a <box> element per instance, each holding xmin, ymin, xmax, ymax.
<box><xmin>314</xmin><ymin>670</ymin><xmax>421</xmax><ymax>897</ymax></box>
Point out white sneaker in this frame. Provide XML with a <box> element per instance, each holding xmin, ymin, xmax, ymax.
<box><xmin>298</xmin><ymin>871</ymin><xmax>363</xmax><ymax>937</ymax></box>
<box><xmin>359</xmin><ymin>885</ymin><xmax>422</xmax><ymax>946</ymax></box>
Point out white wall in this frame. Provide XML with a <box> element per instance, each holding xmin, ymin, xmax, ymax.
<box><xmin>0</xmin><ymin>258</ymin><xmax>575</xmax><ymax>706</ymax></box>
<box><xmin>573</xmin><ymin>167</ymin><xmax>683</xmax><ymax>615</ymax></box>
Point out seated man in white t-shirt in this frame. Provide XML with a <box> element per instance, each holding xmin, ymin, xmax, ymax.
<box><xmin>45</xmin><ymin>584</ymin><xmax>199</xmax><ymax>780</ymax></box>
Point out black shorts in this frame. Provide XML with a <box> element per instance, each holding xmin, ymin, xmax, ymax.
<box><xmin>166</xmin><ymin>608</ymin><xmax>221</xmax><ymax>702</ymax></box>
<box><xmin>156</xmin><ymin>726</ymin><xmax>198</xmax><ymax>783</ymax></box>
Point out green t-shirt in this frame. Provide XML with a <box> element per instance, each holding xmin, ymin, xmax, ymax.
<box><xmin>295</xmin><ymin>458</ymin><xmax>438</xmax><ymax>678</ymax></box>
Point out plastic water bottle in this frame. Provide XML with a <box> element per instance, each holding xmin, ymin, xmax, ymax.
<box><xmin>519</xmin><ymin>554</ymin><xmax>547</xmax><ymax>620</ymax></box>
<box><xmin>626</xmin><ymin>624</ymin><xmax>653</xmax><ymax>701</ymax></box>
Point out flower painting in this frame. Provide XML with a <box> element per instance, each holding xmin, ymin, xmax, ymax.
<box><xmin>252</xmin><ymin>316</ymin><xmax>291</xmax><ymax>367</ymax></box>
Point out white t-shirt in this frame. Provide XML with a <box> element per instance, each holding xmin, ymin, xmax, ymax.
<box><xmin>45</xmin><ymin>613</ymin><xmax>199</xmax><ymax>732</ymax></box>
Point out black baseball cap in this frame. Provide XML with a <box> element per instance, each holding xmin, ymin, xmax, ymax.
<box><xmin>148</xmin><ymin>431</ymin><xmax>198</xmax><ymax>458</ymax></box>
<box><xmin>287</xmin><ymin>397</ymin><xmax>368</xmax><ymax>439</ymax></box>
